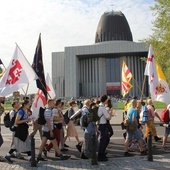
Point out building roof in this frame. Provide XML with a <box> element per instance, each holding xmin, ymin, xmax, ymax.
<box><xmin>95</xmin><ymin>11</ymin><xmax>133</xmax><ymax>43</ymax></box>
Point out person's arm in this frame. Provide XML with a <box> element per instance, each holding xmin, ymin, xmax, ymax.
<box><xmin>154</xmin><ymin>111</ymin><xmax>162</xmax><ymax>121</ymax></box>
<box><xmin>15</xmin><ymin>111</ymin><xmax>30</xmax><ymax>125</ymax></box>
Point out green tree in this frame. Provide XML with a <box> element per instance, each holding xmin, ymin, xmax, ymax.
<box><xmin>143</xmin><ymin>0</ymin><xmax>170</xmax><ymax>84</ymax></box>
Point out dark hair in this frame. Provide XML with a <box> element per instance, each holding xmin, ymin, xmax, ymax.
<box><xmin>55</xmin><ymin>99</ymin><xmax>61</xmax><ymax>106</ymax></box>
<box><xmin>68</xmin><ymin>100</ymin><xmax>77</xmax><ymax>106</ymax></box>
<box><xmin>12</xmin><ymin>100</ymin><xmax>18</xmax><ymax>108</ymax></box>
<box><xmin>100</xmin><ymin>94</ymin><xmax>108</xmax><ymax>103</ymax></box>
<box><xmin>23</xmin><ymin>96</ymin><xmax>29</xmax><ymax>100</ymax></box>
<box><xmin>21</xmin><ymin>100</ymin><xmax>29</xmax><ymax>108</ymax></box>
<box><xmin>107</xmin><ymin>99</ymin><xmax>112</xmax><ymax>109</ymax></box>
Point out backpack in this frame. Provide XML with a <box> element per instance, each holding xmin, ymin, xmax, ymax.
<box><xmin>123</xmin><ymin>116</ymin><xmax>130</xmax><ymax>126</ymax></box>
<box><xmin>161</xmin><ymin>108</ymin><xmax>170</xmax><ymax>123</ymax></box>
<box><xmin>63</xmin><ymin>110</ymin><xmax>70</xmax><ymax>124</ymax></box>
<box><xmin>80</xmin><ymin>105</ymin><xmax>101</xmax><ymax>128</ymax></box>
<box><xmin>80</xmin><ymin>111</ymin><xmax>93</xmax><ymax>128</ymax></box>
<box><xmin>37</xmin><ymin>107</ymin><xmax>46</xmax><ymax>125</ymax></box>
<box><xmin>10</xmin><ymin>109</ymin><xmax>24</xmax><ymax>132</ymax></box>
<box><xmin>141</xmin><ymin>106</ymin><xmax>148</xmax><ymax>123</ymax></box>
<box><xmin>4</xmin><ymin>112</ymin><xmax>10</xmax><ymax>128</ymax></box>
<box><xmin>89</xmin><ymin>105</ymin><xmax>100</xmax><ymax>122</ymax></box>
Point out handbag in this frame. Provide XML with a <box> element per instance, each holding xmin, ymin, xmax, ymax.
<box><xmin>127</xmin><ymin>124</ymin><xmax>137</xmax><ymax>131</ymax></box>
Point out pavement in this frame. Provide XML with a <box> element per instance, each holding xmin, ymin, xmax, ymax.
<box><xmin>0</xmin><ymin>109</ymin><xmax>170</xmax><ymax>169</ymax></box>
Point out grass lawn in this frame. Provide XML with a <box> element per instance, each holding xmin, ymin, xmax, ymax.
<box><xmin>2</xmin><ymin>100</ymin><xmax>167</xmax><ymax>112</ymax></box>
<box><xmin>113</xmin><ymin>100</ymin><xmax>167</xmax><ymax>110</ymax></box>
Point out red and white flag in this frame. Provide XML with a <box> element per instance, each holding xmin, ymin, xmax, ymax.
<box><xmin>0</xmin><ymin>45</ymin><xmax>38</xmax><ymax>96</ymax></box>
<box><xmin>145</xmin><ymin>44</ymin><xmax>170</xmax><ymax>104</ymax></box>
<box><xmin>121</xmin><ymin>61</ymin><xmax>133</xmax><ymax>97</ymax></box>
<box><xmin>31</xmin><ymin>73</ymin><xmax>56</xmax><ymax>119</ymax></box>
<box><xmin>144</xmin><ymin>44</ymin><xmax>159</xmax><ymax>101</ymax></box>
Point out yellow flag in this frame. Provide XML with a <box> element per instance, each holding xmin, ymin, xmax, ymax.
<box><xmin>155</xmin><ymin>62</ymin><xmax>170</xmax><ymax>104</ymax></box>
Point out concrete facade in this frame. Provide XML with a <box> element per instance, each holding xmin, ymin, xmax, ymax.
<box><xmin>52</xmin><ymin>40</ymin><xmax>148</xmax><ymax>98</ymax></box>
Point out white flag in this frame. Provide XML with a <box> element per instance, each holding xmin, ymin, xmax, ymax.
<box><xmin>0</xmin><ymin>45</ymin><xmax>38</xmax><ymax>96</ymax></box>
<box><xmin>144</xmin><ymin>44</ymin><xmax>170</xmax><ymax>103</ymax></box>
<box><xmin>31</xmin><ymin>73</ymin><xmax>56</xmax><ymax>119</ymax></box>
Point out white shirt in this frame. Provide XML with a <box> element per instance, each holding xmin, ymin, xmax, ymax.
<box><xmin>98</xmin><ymin>103</ymin><xmax>110</xmax><ymax>124</ymax></box>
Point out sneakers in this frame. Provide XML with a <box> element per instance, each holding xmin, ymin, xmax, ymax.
<box><xmin>80</xmin><ymin>153</ymin><xmax>89</xmax><ymax>159</ymax></box>
<box><xmin>64</xmin><ymin>143</ymin><xmax>69</xmax><ymax>148</ymax></box>
<box><xmin>61</xmin><ymin>148</ymin><xmax>68</xmax><ymax>152</ymax></box>
<box><xmin>16</xmin><ymin>153</ymin><xmax>24</xmax><ymax>159</ymax></box>
<box><xmin>5</xmin><ymin>156</ymin><xmax>13</xmax><ymax>163</ymax></box>
<box><xmin>10</xmin><ymin>153</ymin><xmax>16</xmax><ymax>158</ymax></box>
<box><xmin>97</xmin><ymin>156</ymin><xmax>108</xmax><ymax>162</ymax></box>
<box><xmin>55</xmin><ymin>154</ymin><xmax>71</xmax><ymax>160</ymax></box>
<box><xmin>124</xmin><ymin>152</ymin><xmax>133</xmax><ymax>157</ymax></box>
<box><xmin>154</xmin><ymin>136</ymin><xmax>161</xmax><ymax>142</ymax></box>
<box><xmin>76</xmin><ymin>143</ymin><xmax>82</xmax><ymax>153</ymax></box>
<box><xmin>140</xmin><ymin>151</ymin><xmax>148</xmax><ymax>156</ymax></box>
<box><xmin>37</xmin><ymin>156</ymin><xmax>47</xmax><ymax>162</ymax></box>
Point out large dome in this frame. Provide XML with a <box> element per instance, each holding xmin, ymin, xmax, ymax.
<box><xmin>95</xmin><ymin>11</ymin><xmax>133</xmax><ymax>43</ymax></box>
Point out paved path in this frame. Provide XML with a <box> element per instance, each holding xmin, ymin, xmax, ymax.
<box><xmin>0</xmin><ymin>153</ymin><xmax>170</xmax><ymax>169</ymax></box>
<box><xmin>0</xmin><ymin>108</ymin><xmax>169</xmax><ymax>169</ymax></box>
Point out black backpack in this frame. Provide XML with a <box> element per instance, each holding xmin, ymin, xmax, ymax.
<box><xmin>4</xmin><ymin>112</ymin><xmax>11</xmax><ymax>128</ymax></box>
<box><xmin>10</xmin><ymin>109</ymin><xmax>24</xmax><ymax>132</ymax></box>
<box><xmin>37</xmin><ymin>107</ymin><xmax>46</xmax><ymax>125</ymax></box>
<box><xmin>63</xmin><ymin>110</ymin><xmax>70</xmax><ymax>124</ymax></box>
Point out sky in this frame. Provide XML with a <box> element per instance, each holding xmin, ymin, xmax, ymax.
<box><xmin>0</xmin><ymin>0</ymin><xmax>155</xmax><ymax>95</ymax></box>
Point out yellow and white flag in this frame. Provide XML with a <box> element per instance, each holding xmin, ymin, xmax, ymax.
<box><xmin>144</xmin><ymin>44</ymin><xmax>170</xmax><ymax>104</ymax></box>
<box><xmin>121</xmin><ymin>61</ymin><xmax>133</xmax><ymax>97</ymax></box>
<box><xmin>155</xmin><ymin>62</ymin><xmax>170</xmax><ymax>104</ymax></box>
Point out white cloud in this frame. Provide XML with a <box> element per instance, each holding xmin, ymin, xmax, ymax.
<box><xmin>0</xmin><ymin>0</ymin><xmax>155</xmax><ymax>95</ymax></box>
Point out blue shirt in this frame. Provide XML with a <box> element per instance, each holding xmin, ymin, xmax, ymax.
<box><xmin>127</xmin><ymin>107</ymin><xmax>137</xmax><ymax>125</ymax></box>
<box><xmin>17</xmin><ymin>109</ymin><xmax>27</xmax><ymax>120</ymax></box>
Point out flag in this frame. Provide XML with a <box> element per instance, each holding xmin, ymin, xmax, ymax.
<box><xmin>31</xmin><ymin>73</ymin><xmax>56</xmax><ymax>119</ymax></box>
<box><xmin>154</xmin><ymin>62</ymin><xmax>170</xmax><ymax>104</ymax></box>
<box><xmin>144</xmin><ymin>44</ymin><xmax>170</xmax><ymax>104</ymax></box>
<box><xmin>121</xmin><ymin>61</ymin><xmax>133</xmax><ymax>97</ymax></box>
<box><xmin>32</xmin><ymin>34</ymin><xmax>47</xmax><ymax>100</ymax></box>
<box><xmin>0</xmin><ymin>45</ymin><xmax>38</xmax><ymax>96</ymax></box>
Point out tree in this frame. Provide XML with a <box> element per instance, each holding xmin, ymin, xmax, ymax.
<box><xmin>143</xmin><ymin>0</ymin><xmax>170</xmax><ymax>84</ymax></box>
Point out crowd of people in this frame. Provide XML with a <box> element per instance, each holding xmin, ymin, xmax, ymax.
<box><xmin>0</xmin><ymin>95</ymin><xmax>169</xmax><ymax>164</ymax></box>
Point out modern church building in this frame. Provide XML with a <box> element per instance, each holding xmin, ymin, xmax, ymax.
<box><xmin>52</xmin><ymin>11</ymin><xmax>149</xmax><ymax>98</ymax></box>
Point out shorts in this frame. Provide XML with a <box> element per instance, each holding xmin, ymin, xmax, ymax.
<box><xmin>165</xmin><ymin>127</ymin><xmax>170</xmax><ymax>135</ymax></box>
<box><xmin>42</xmin><ymin>131</ymin><xmax>55</xmax><ymax>140</ymax></box>
<box><xmin>126</xmin><ymin>128</ymin><xmax>143</xmax><ymax>141</ymax></box>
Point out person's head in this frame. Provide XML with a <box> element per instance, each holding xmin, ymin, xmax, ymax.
<box><xmin>23</xmin><ymin>96</ymin><xmax>29</xmax><ymax>101</ymax></box>
<box><xmin>106</xmin><ymin>99</ymin><xmax>112</xmax><ymax>108</ymax></box>
<box><xmin>12</xmin><ymin>100</ymin><xmax>20</xmax><ymax>110</ymax></box>
<box><xmin>60</xmin><ymin>102</ymin><xmax>64</xmax><ymax>109</ymax></box>
<box><xmin>55</xmin><ymin>99</ymin><xmax>62</xmax><ymax>107</ymax></box>
<box><xmin>27</xmin><ymin>109</ymin><xmax>32</xmax><ymax>116</ymax></box>
<box><xmin>0</xmin><ymin>96</ymin><xmax>5</xmax><ymax>104</ymax></box>
<box><xmin>147</xmin><ymin>99</ymin><xmax>153</xmax><ymax>105</ymax></box>
<box><xmin>89</xmin><ymin>102</ymin><xmax>96</xmax><ymax>109</ymax></box>
<box><xmin>131</xmin><ymin>99</ymin><xmax>137</xmax><ymax>108</ymax></box>
<box><xmin>21</xmin><ymin>100</ymin><xmax>30</xmax><ymax>110</ymax></box>
<box><xmin>83</xmin><ymin>99</ymin><xmax>91</xmax><ymax>107</ymax></box>
<box><xmin>68</xmin><ymin>100</ymin><xmax>77</xmax><ymax>107</ymax></box>
<box><xmin>47</xmin><ymin>99</ymin><xmax>55</xmax><ymax>108</ymax></box>
<box><xmin>100</xmin><ymin>94</ymin><xmax>108</xmax><ymax>104</ymax></box>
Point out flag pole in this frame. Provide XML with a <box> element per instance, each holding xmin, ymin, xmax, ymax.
<box><xmin>140</xmin><ymin>75</ymin><xmax>146</xmax><ymax>100</ymax></box>
<box><xmin>38</xmin><ymin>78</ymin><xmax>52</xmax><ymax>98</ymax></box>
<box><xmin>132</xmin><ymin>77</ymin><xmax>142</xmax><ymax>96</ymax></box>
